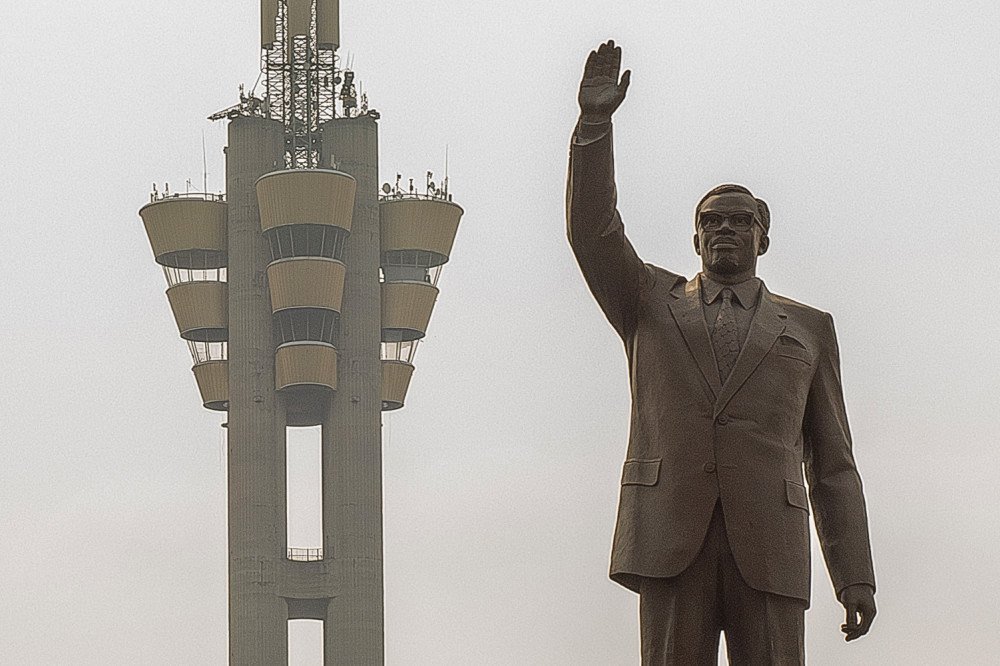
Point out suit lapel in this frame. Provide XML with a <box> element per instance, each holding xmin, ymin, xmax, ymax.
<box><xmin>667</xmin><ymin>276</ymin><xmax>722</xmax><ymax>398</ymax></box>
<box><xmin>713</xmin><ymin>286</ymin><xmax>787</xmax><ymax>419</ymax></box>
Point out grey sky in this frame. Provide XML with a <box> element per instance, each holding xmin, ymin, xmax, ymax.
<box><xmin>1</xmin><ymin>0</ymin><xmax>998</xmax><ymax>663</ymax></box>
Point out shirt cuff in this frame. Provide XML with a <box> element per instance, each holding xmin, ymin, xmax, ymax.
<box><xmin>573</xmin><ymin>118</ymin><xmax>612</xmax><ymax>146</ymax></box>
<box><xmin>837</xmin><ymin>582</ymin><xmax>876</xmax><ymax>599</ymax></box>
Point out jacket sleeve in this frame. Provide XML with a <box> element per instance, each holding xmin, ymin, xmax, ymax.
<box><xmin>803</xmin><ymin>312</ymin><xmax>876</xmax><ymax>597</ymax></box>
<box><xmin>566</xmin><ymin>123</ymin><xmax>653</xmax><ymax>339</ymax></box>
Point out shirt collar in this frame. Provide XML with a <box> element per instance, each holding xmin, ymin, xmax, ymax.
<box><xmin>700</xmin><ymin>274</ymin><xmax>762</xmax><ymax>310</ymax></box>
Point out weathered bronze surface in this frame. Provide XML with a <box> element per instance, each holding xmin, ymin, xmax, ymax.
<box><xmin>567</xmin><ymin>41</ymin><xmax>876</xmax><ymax>664</ymax></box>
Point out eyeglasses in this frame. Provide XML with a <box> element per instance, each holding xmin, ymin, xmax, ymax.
<box><xmin>697</xmin><ymin>212</ymin><xmax>763</xmax><ymax>231</ymax></box>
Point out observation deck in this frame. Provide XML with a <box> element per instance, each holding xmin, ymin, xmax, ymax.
<box><xmin>258</xmin><ymin>169</ymin><xmax>357</xmax><ymax>425</ymax></box>
<box><xmin>139</xmin><ymin>192</ymin><xmax>230</xmax><ymax>410</ymax></box>
<box><xmin>378</xmin><ymin>194</ymin><xmax>463</xmax><ymax>410</ymax></box>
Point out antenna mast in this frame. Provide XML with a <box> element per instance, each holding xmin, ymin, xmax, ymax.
<box><xmin>262</xmin><ymin>0</ymin><xmax>358</xmax><ymax>169</ymax></box>
<box><xmin>202</xmin><ymin>131</ymin><xmax>208</xmax><ymax>194</ymax></box>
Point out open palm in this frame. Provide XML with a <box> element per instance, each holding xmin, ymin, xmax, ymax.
<box><xmin>578</xmin><ymin>40</ymin><xmax>632</xmax><ymax>123</ymax></box>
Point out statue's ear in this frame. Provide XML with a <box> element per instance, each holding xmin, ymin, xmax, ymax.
<box><xmin>693</xmin><ymin>233</ymin><xmax>701</xmax><ymax>256</ymax></box>
<box><xmin>757</xmin><ymin>235</ymin><xmax>770</xmax><ymax>256</ymax></box>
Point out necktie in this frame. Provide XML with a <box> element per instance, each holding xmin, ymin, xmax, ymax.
<box><xmin>713</xmin><ymin>289</ymin><xmax>741</xmax><ymax>383</ymax></box>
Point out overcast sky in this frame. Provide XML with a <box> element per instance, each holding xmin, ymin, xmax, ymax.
<box><xmin>2</xmin><ymin>1</ymin><xmax>999</xmax><ymax>664</ymax></box>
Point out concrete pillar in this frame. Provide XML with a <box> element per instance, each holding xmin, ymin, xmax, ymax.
<box><xmin>226</xmin><ymin>116</ymin><xmax>289</xmax><ymax>665</ymax></box>
<box><xmin>321</xmin><ymin>116</ymin><xmax>384</xmax><ymax>664</ymax></box>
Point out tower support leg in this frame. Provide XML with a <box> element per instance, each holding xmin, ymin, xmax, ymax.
<box><xmin>321</xmin><ymin>116</ymin><xmax>384</xmax><ymax>665</ymax></box>
<box><xmin>226</xmin><ymin>116</ymin><xmax>289</xmax><ymax>665</ymax></box>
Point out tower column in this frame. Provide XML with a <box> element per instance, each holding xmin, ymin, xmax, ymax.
<box><xmin>321</xmin><ymin>115</ymin><xmax>384</xmax><ymax>664</ymax></box>
<box><xmin>226</xmin><ymin>116</ymin><xmax>289</xmax><ymax>665</ymax></box>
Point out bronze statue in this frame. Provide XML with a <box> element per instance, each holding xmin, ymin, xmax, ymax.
<box><xmin>567</xmin><ymin>41</ymin><xmax>876</xmax><ymax>664</ymax></box>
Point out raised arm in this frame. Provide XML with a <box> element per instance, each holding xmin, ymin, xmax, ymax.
<box><xmin>567</xmin><ymin>41</ymin><xmax>652</xmax><ymax>339</ymax></box>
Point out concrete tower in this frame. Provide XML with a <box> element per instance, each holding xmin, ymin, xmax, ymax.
<box><xmin>138</xmin><ymin>1</ymin><xmax>463</xmax><ymax>663</ymax></box>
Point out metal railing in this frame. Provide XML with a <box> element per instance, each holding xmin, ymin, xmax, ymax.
<box><xmin>287</xmin><ymin>548</ymin><xmax>324</xmax><ymax>562</ymax></box>
<box><xmin>149</xmin><ymin>190</ymin><xmax>226</xmax><ymax>204</ymax></box>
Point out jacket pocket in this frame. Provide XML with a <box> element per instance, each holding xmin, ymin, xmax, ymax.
<box><xmin>776</xmin><ymin>344</ymin><xmax>812</xmax><ymax>366</ymax></box>
<box><xmin>622</xmin><ymin>459</ymin><xmax>661</xmax><ymax>486</ymax></box>
<box><xmin>785</xmin><ymin>479</ymin><xmax>809</xmax><ymax>512</ymax></box>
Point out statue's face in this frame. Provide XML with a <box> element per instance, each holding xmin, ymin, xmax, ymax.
<box><xmin>693</xmin><ymin>192</ymin><xmax>769</xmax><ymax>278</ymax></box>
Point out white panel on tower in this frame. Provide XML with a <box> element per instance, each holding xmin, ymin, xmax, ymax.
<box><xmin>317</xmin><ymin>0</ymin><xmax>340</xmax><ymax>50</ymax></box>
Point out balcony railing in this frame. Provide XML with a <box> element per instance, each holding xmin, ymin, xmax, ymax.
<box><xmin>148</xmin><ymin>190</ymin><xmax>226</xmax><ymax>204</ymax></box>
<box><xmin>287</xmin><ymin>547</ymin><xmax>323</xmax><ymax>562</ymax></box>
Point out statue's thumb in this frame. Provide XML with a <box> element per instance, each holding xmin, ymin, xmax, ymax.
<box><xmin>620</xmin><ymin>69</ymin><xmax>632</xmax><ymax>93</ymax></box>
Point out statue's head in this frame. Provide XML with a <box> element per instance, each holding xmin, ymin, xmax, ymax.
<box><xmin>693</xmin><ymin>184</ymin><xmax>770</xmax><ymax>282</ymax></box>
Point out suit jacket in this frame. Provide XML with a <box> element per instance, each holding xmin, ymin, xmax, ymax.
<box><xmin>567</xmin><ymin>126</ymin><xmax>875</xmax><ymax>603</ymax></box>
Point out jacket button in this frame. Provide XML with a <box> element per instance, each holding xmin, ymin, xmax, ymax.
<box><xmin>717</xmin><ymin>415</ymin><xmax>729</xmax><ymax>426</ymax></box>
<box><xmin>703</xmin><ymin>462</ymin><xmax>717</xmax><ymax>473</ymax></box>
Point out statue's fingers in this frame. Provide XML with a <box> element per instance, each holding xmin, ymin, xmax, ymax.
<box><xmin>598</xmin><ymin>41</ymin><xmax>615</xmax><ymax>77</ymax></box>
<box><xmin>610</xmin><ymin>45</ymin><xmax>622</xmax><ymax>76</ymax></box>
<box><xmin>842</xmin><ymin>601</ymin><xmax>861</xmax><ymax>640</ymax></box>
<box><xmin>605</xmin><ymin>41</ymin><xmax>619</xmax><ymax>78</ymax></box>
<box><xmin>592</xmin><ymin>47</ymin><xmax>608</xmax><ymax>78</ymax></box>
<box><xmin>584</xmin><ymin>50</ymin><xmax>599</xmax><ymax>78</ymax></box>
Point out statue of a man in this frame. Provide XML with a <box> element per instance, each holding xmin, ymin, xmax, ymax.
<box><xmin>567</xmin><ymin>41</ymin><xmax>877</xmax><ymax>664</ymax></box>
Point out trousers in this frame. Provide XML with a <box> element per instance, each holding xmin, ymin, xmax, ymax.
<box><xmin>639</xmin><ymin>502</ymin><xmax>807</xmax><ymax>665</ymax></box>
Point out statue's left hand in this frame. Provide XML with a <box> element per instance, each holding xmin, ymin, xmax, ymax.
<box><xmin>839</xmin><ymin>584</ymin><xmax>876</xmax><ymax>641</ymax></box>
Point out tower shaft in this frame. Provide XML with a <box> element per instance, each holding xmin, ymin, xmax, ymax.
<box><xmin>322</xmin><ymin>116</ymin><xmax>384</xmax><ymax>662</ymax></box>
<box><xmin>223</xmin><ymin>114</ymin><xmax>384</xmax><ymax>665</ymax></box>
<box><xmin>226</xmin><ymin>116</ymin><xmax>289</xmax><ymax>664</ymax></box>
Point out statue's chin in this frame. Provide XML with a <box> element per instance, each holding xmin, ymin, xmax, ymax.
<box><xmin>706</xmin><ymin>256</ymin><xmax>744</xmax><ymax>276</ymax></box>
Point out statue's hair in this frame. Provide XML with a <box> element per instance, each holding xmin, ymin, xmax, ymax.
<box><xmin>696</xmin><ymin>183</ymin><xmax>770</xmax><ymax>232</ymax></box>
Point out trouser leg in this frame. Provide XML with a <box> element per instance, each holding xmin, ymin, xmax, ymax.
<box><xmin>718</xmin><ymin>514</ymin><xmax>807</xmax><ymax>665</ymax></box>
<box><xmin>638</xmin><ymin>507</ymin><xmax>724</xmax><ymax>665</ymax></box>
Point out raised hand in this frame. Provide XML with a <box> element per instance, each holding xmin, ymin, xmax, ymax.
<box><xmin>578</xmin><ymin>40</ymin><xmax>631</xmax><ymax>124</ymax></box>
<box><xmin>839</xmin><ymin>584</ymin><xmax>877</xmax><ymax>641</ymax></box>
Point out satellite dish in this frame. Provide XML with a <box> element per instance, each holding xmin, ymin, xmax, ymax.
<box><xmin>429</xmin><ymin>181</ymin><xmax>436</xmax><ymax>191</ymax></box>
<box><xmin>382</xmin><ymin>183</ymin><xmax>392</xmax><ymax>194</ymax></box>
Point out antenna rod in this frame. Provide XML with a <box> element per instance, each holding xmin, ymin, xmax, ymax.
<box><xmin>202</xmin><ymin>131</ymin><xmax>208</xmax><ymax>194</ymax></box>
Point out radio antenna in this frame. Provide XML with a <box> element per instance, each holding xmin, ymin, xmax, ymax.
<box><xmin>202</xmin><ymin>131</ymin><xmax>208</xmax><ymax>194</ymax></box>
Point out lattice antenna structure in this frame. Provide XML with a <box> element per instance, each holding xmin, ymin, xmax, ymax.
<box><xmin>262</xmin><ymin>0</ymin><xmax>347</xmax><ymax>168</ymax></box>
